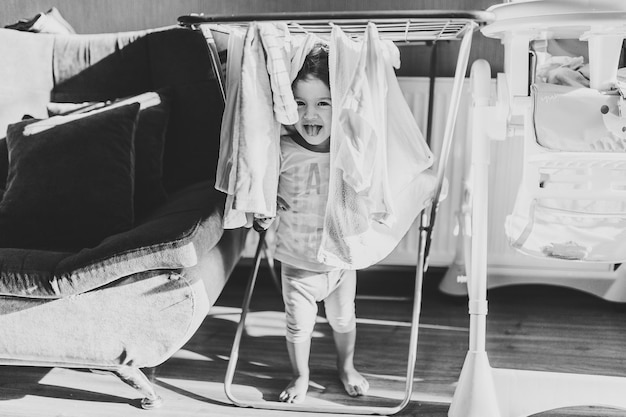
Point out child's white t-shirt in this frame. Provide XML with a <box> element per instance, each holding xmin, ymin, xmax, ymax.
<box><xmin>274</xmin><ymin>134</ymin><xmax>333</xmax><ymax>272</ymax></box>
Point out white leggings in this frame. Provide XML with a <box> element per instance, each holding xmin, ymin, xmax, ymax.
<box><xmin>281</xmin><ymin>263</ymin><xmax>357</xmax><ymax>344</ymax></box>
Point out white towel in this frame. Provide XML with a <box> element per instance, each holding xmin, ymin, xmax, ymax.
<box><xmin>258</xmin><ymin>23</ymin><xmax>299</xmax><ymax>125</ymax></box>
<box><xmin>231</xmin><ymin>22</ymin><xmax>281</xmax><ymax>216</ymax></box>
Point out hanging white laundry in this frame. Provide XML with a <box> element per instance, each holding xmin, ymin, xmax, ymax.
<box><xmin>318</xmin><ymin>23</ymin><xmax>437</xmax><ymax>269</ymax></box>
<box><xmin>215</xmin><ymin>23</ymin><xmax>319</xmax><ymax>229</ymax></box>
<box><xmin>216</xmin><ymin>23</ymin><xmax>436</xmax><ymax>268</ymax></box>
<box><xmin>335</xmin><ymin>24</ymin><xmax>395</xmax><ymax>224</ymax></box>
<box><xmin>215</xmin><ymin>28</ymin><xmax>248</xmax><ymax>228</ymax></box>
<box><xmin>258</xmin><ymin>23</ymin><xmax>299</xmax><ymax>125</ymax></box>
<box><xmin>289</xmin><ymin>32</ymin><xmax>320</xmax><ymax>82</ymax></box>
<box><xmin>230</xmin><ymin>22</ymin><xmax>281</xmax><ymax>220</ymax></box>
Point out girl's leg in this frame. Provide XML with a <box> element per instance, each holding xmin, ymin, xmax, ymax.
<box><xmin>280</xmin><ymin>338</ymin><xmax>311</xmax><ymax>403</ymax></box>
<box><xmin>325</xmin><ymin>270</ymin><xmax>370</xmax><ymax>397</ymax></box>
<box><xmin>279</xmin><ymin>265</ymin><xmax>322</xmax><ymax>403</ymax></box>
<box><xmin>332</xmin><ymin>329</ymin><xmax>369</xmax><ymax>396</ymax></box>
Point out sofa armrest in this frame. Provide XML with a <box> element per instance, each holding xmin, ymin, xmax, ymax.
<box><xmin>0</xmin><ymin>181</ymin><xmax>231</xmax><ymax>298</ymax></box>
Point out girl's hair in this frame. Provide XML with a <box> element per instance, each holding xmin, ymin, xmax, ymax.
<box><xmin>293</xmin><ymin>43</ymin><xmax>330</xmax><ymax>88</ymax></box>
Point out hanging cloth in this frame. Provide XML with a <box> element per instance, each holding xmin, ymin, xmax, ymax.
<box><xmin>317</xmin><ymin>23</ymin><xmax>438</xmax><ymax>269</ymax></box>
<box><xmin>215</xmin><ymin>27</ymin><xmax>245</xmax><ymax>228</ymax></box>
<box><xmin>215</xmin><ymin>22</ymin><xmax>319</xmax><ymax>229</ymax></box>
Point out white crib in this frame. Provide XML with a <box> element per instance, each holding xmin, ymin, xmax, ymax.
<box><xmin>450</xmin><ymin>1</ymin><xmax>626</xmax><ymax>416</ymax></box>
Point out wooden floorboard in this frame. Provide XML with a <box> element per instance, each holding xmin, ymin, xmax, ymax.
<box><xmin>1</xmin><ymin>265</ymin><xmax>625</xmax><ymax>416</ymax></box>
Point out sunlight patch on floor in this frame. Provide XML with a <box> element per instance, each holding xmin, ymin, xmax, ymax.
<box><xmin>355</xmin><ymin>317</ymin><xmax>468</xmax><ymax>332</ymax></box>
<box><xmin>248</xmin><ymin>360</ymin><xmax>270</xmax><ymax>367</ymax></box>
<box><xmin>237</xmin><ymin>370</ymin><xmax>274</xmax><ymax>380</ymax></box>
<box><xmin>357</xmin><ymin>294</ymin><xmax>412</xmax><ymax>301</ymax></box>
<box><xmin>361</xmin><ymin>372</ymin><xmax>424</xmax><ymax>382</ymax></box>
<box><xmin>365</xmin><ymin>387</ymin><xmax>453</xmax><ymax>404</ymax></box>
<box><xmin>170</xmin><ymin>349</ymin><xmax>214</xmax><ymax>361</ymax></box>
<box><xmin>209</xmin><ymin>307</ymin><xmax>324</xmax><ymax>338</ymax></box>
<box><xmin>210</xmin><ymin>306</ymin><xmax>468</xmax><ymax>337</ymax></box>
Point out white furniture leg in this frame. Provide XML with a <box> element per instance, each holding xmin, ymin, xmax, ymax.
<box><xmin>449</xmin><ymin>58</ymin><xmax>500</xmax><ymax>417</ymax></box>
<box><xmin>449</xmin><ymin>58</ymin><xmax>626</xmax><ymax>417</ymax></box>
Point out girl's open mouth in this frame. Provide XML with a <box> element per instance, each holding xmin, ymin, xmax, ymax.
<box><xmin>304</xmin><ymin>124</ymin><xmax>322</xmax><ymax>136</ymax></box>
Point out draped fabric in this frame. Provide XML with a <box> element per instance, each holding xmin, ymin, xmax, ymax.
<box><xmin>216</xmin><ymin>23</ymin><xmax>437</xmax><ymax>269</ymax></box>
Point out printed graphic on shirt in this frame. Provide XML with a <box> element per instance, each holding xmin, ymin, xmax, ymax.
<box><xmin>306</xmin><ymin>162</ymin><xmax>322</xmax><ymax>195</ymax></box>
<box><xmin>275</xmin><ymin>135</ymin><xmax>331</xmax><ymax>271</ymax></box>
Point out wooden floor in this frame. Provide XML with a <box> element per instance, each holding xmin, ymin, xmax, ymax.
<box><xmin>2</xmin><ymin>265</ymin><xmax>626</xmax><ymax>417</ymax></box>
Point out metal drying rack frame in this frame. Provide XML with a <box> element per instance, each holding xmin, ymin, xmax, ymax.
<box><xmin>179</xmin><ymin>9</ymin><xmax>492</xmax><ymax>416</ymax></box>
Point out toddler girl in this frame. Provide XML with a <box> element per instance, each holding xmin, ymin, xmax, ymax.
<box><xmin>256</xmin><ymin>43</ymin><xmax>370</xmax><ymax>404</ymax></box>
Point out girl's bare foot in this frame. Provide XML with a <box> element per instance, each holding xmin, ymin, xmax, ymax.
<box><xmin>339</xmin><ymin>366</ymin><xmax>369</xmax><ymax>397</ymax></box>
<box><xmin>279</xmin><ymin>375</ymin><xmax>309</xmax><ymax>403</ymax></box>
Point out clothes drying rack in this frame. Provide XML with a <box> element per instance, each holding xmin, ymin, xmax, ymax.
<box><xmin>450</xmin><ymin>2</ymin><xmax>626</xmax><ymax>417</ymax></box>
<box><xmin>179</xmin><ymin>10</ymin><xmax>491</xmax><ymax>416</ymax></box>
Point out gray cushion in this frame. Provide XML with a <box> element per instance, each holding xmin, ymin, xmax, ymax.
<box><xmin>0</xmin><ymin>182</ymin><xmax>225</xmax><ymax>299</ymax></box>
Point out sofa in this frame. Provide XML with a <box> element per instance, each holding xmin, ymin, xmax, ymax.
<box><xmin>0</xmin><ymin>25</ymin><xmax>247</xmax><ymax>408</ymax></box>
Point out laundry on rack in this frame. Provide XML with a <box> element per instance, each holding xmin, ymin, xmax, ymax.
<box><xmin>215</xmin><ymin>27</ymin><xmax>244</xmax><ymax>228</ymax></box>
<box><xmin>332</xmin><ymin>23</ymin><xmax>396</xmax><ymax>223</ymax></box>
<box><xmin>216</xmin><ymin>22</ymin><xmax>437</xmax><ymax>269</ymax></box>
<box><xmin>258</xmin><ymin>22</ymin><xmax>298</xmax><ymax>125</ymax></box>
<box><xmin>216</xmin><ymin>22</ymin><xmax>319</xmax><ymax>228</ymax></box>
<box><xmin>318</xmin><ymin>23</ymin><xmax>436</xmax><ymax>269</ymax></box>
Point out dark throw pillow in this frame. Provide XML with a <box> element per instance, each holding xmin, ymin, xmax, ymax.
<box><xmin>47</xmin><ymin>91</ymin><xmax>171</xmax><ymax>218</ymax></box>
<box><xmin>0</xmin><ymin>103</ymin><xmax>140</xmax><ymax>250</ymax></box>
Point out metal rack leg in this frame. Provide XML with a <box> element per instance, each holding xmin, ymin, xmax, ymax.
<box><xmin>263</xmin><ymin>242</ymin><xmax>282</xmax><ymax>293</ymax></box>
<box><xmin>224</xmin><ymin>230</ymin><xmax>267</xmax><ymax>406</ymax></box>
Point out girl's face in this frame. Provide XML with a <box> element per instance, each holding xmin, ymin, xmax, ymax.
<box><xmin>293</xmin><ymin>77</ymin><xmax>332</xmax><ymax>146</ymax></box>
